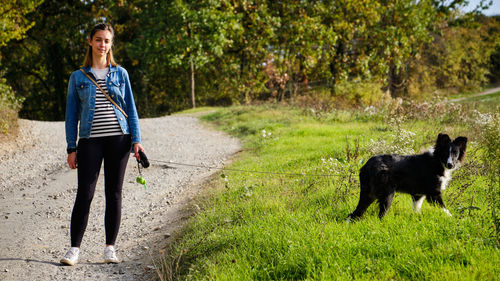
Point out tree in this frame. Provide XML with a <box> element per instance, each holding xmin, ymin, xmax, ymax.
<box><xmin>319</xmin><ymin>0</ymin><xmax>383</xmax><ymax>90</ymax></box>
<box><xmin>2</xmin><ymin>0</ymin><xmax>497</xmax><ymax>119</ymax></box>
<box><xmin>0</xmin><ymin>0</ymin><xmax>136</xmax><ymax>120</ymax></box>
<box><xmin>0</xmin><ymin>0</ymin><xmax>42</xmax><ymax>134</ymax></box>
<box><xmin>0</xmin><ymin>0</ymin><xmax>42</xmax><ymax>47</ymax></box>
<box><xmin>158</xmin><ymin>0</ymin><xmax>238</xmax><ymax>108</ymax></box>
<box><xmin>222</xmin><ymin>0</ymin><xmax>276</xmax><ymax>103</ymax></box>
<box><xmin>266</xmin><ymin>0</ymin><xmax>336</xmax><ymax>101</ymax></box>
<box><xmin>407</xmin><ymin>14</ymin><xmax>500</xmax><ymax>97</ymax></box>
<box><xmin>374</xmin><ymin>0</ymin><xmax>436</xmax><ymax>97</ymax></box>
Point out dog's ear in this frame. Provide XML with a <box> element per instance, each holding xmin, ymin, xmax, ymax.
<box><xmin>454</xmin><ymin>136</ymin><xmax>468</xmax><ymax>162</ymax></box>
<box><xmin>453</xmin><ymin>136</ymin><xmax>467</xmax><ymax>149</ymax></box>
<box><xmin>435</xmin><ymin>133</ymin><xmax>451</xmax><ymax>149</ymax></box>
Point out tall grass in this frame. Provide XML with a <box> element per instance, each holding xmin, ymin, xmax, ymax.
<box><xmin>158</xmin><ymin>101</ymin><xmax>499</xmax><ymax>280</ymax></box>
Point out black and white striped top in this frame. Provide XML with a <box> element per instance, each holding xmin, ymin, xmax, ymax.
<box><xmin>90</xmin><ymin>68</ymin><xmax>123</xmax><ymax>138</ymax></box>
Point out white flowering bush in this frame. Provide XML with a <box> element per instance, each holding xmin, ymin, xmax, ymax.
<box><xmin>261</xmin><ymin>129</ymin><xmax>272</xmax><ymax>138</ymax></box>
<box><xmin>469</xmin><ymin>110</ymin><xmax>496</xmax><ymax>127</ymax></box>
<box><xmin>366</xmin><ymin>128</ymin><xmax>417</xmax><ymax>156</ymax></box>
<box><xmin>363</xmin><ymin>105</ymin><xmax>377</xmax><ymax>116</ymax></box>
<box><xmin>319</xmin><ymin>157</ymin><xmax>341</xmax><ymax>174</ymax></box>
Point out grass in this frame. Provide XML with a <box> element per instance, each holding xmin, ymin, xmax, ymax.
<box><xmin>454</xmin><ymin>91</ymin><xmax>500</xmax><ymax>113</ymax></box>
<box><xmin>174</xmin><ymin>106</ymin><xmax>220</xmax><ymax>116</ymax></box>
<box><xmin>158</xmin><ymin>103</ymin><xmax>499</xmax><ymax>280</ymax></box>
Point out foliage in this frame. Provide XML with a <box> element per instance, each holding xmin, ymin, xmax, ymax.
<box><xmin>0</xmin><ymin>0</ymin><xmax>498</xmax><ymax>120</ymax></box>
<box><xmin>407</xmin><ymin>15</ymin><xmax>500</xmax><ymax>98</ymax></box>
<box><xmin>432</xmin><ymin>23</ymin><xmax>491</xmax><ymax>90</ymax></box>
<box><xmin>373</xmin><ymin>0</ymin><xmax>436</xmax><ymax>96</ymax></box>
<box><xmin>225</xmin><ymin>0</ymin><xmax>277</xmax><ymax>103</ymax></box>
<box><xmin>0</xmin><ymin>0</ymin><xmax>42</xmax><ymax>47</ymax></box>
<box><xmin>0</xmin><ymin>0</ymin><xmax>41</xmax><ymax>137</ymax></box>
<box><xmin>0</xmin><ymin>0</ymin><xmax>115</xmax><ymax>120</ymax></box>
<box><xmin>483</xmin><ymin>15</ymin><xmax>500</xmax><ymax>84</ymax></box>
<box><xmin>332</xmin><ymin>80</ymin><xmax>386</xmax><ymax>107</ymax></box>
<box><xmin>161</xmin><ymin>0</ymin><xmax>239</xmax><ymax>107</ymax></box>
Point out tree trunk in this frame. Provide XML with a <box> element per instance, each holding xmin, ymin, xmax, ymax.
<box><xmin>190</xmin><ymin>57</ymin><xmax>195</xmax><ymax>108</ymax></box>
<box><xmin>48</xmin><ymin>43</ymin><xmax>65</xmax><ymax>120</ymax></box>
<box><xmin>288</xmin><ymin>61</ymin><xmax>294</xmax><ymax>103</ymax></box>
<box><xmin>387</xmin><ymin>60</ymin><xmax>407</xmax><ymax>98</ymax></box>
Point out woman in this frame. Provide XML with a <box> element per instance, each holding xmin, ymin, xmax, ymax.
<box><xmin>62</xmin><ymin>23</ymin><xmax>144</xmax><ymax>266</ymax></box>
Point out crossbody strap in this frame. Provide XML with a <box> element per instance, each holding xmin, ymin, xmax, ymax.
<box><xmin>79</xmin><ymin>69</ymin><xmax>128</xmax><ymax>119</ymax></box>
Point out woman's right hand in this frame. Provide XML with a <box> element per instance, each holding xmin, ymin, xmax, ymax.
<box><xmin>67</xmin><ymin>152</ymin><xmax>77</xmax><ymax>169</ymax></box>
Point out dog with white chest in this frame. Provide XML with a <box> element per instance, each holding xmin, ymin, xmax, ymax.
<box><xmin>347</xmin><ymin>133</ymin><xmax>467</xmax><ymax>220</ymax></box>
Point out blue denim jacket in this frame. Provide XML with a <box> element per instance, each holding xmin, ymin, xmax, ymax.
<box><xmin>65</xmin><ymin>65</ymin><xmax>141</xmax><ymax>151</ymax></box>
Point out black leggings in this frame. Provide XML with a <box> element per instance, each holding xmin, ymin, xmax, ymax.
<box><xmin>70</xmin><ymin>135</ymin><xmax>131</xmax><ymax>247</ymax></box>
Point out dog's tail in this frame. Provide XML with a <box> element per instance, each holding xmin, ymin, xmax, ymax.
<box><xmin>347</xmin><ymin>165</ymin><xmax>375</xmax><ymax>221</ymax></box>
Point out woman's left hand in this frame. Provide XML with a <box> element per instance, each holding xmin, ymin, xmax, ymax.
<box><xmin>133</xmin><ymin>143</ymin><xmax>145</xmax><ymax>160</ymax></box>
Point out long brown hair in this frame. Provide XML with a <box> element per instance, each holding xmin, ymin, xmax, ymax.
<box><xmin>83</xmin><ymin>23</ymin><xmax>117</xmax><ymax>68</ymax></box>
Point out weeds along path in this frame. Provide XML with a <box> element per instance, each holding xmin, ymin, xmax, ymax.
<box><xmin>0</xmin><ymin>115</ymin><xmax>240</xmax><ymax>281</ymax></box>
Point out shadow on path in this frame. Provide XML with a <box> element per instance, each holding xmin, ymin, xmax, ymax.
<box><xmin>0</xmin><ymin>258</ymin><xmax>60</xmax><ymax>267</ymax></box>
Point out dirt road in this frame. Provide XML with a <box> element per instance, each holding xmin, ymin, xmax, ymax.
<box><xmin>0</xmin><ymin>115</ymin><xmax>240</xmax><ymax>280</ymax></box>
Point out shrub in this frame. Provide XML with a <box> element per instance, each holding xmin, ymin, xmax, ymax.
<box><xmin>469</xmin><ymin>110</ymin><xmax>500</xmax><ymax>245</ymax></box>
<box><xmin>0</xmin><ymin>78</ymin><xmax>23</xmax><ymax>135</ymax></box>
<box><xmin>365</xmin><ymin>128</ymin><xmax>418</xmax><ymax>155</ymax></box>
<box><xmin>294</xmin><ymin>87</ymin><xmax>336</xmax><ymax>112</ymax></box>
<box><xmin>294</xmin><ymin>81</ymin><xmax>387</xmax><ymax>113</ymax></box>
<box><xmin>333</xmin><ymin>80</ymin><xmax>385</xmax><ymax>107</ymax></box>
<box><xmin>391</xmin><ymin>98</ymin><xmax>465</xmax><ymax>124</ymax></box>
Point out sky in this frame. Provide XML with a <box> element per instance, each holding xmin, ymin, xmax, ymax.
<box><xmin>463</xmin><ymin>0</ymin><xmax>500</xmax><ymax>16</ymax></box>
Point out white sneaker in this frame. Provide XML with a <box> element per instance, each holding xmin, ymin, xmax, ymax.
<box><xmin>104</xmin><ymin>246</ymin><xmax>119</xmax><ymax>264</ymax></box>
<box><xmin>60</xmin><ymin>247</ymin><xmax>79</xmax><ymax>266</ymax></box>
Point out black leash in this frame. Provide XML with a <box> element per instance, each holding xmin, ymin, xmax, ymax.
<box><xmin>147</xmin><ymin>158</ymin><xmax>339</xmax><ymax>178</ymax></box>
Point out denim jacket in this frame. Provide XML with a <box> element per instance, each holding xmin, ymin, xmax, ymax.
<box><xmin>65</xmin><ymin>65</ymin><xmax>141</xmax><ymax>151</ymax></box>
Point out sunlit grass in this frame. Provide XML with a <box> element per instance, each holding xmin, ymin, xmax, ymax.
<box><xmin>174</xmin><ymin>106</ymin><xmax>220</xmax><ymax>115</ymax></box>
<box><xmin>158</xmin><ymin>104</ymin><xmax>499</xmax><ymax>281</ymax></box>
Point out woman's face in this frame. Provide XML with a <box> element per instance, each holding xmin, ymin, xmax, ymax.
<box><xmin>88</xmin><ymin>30</ymin><xmax>113</xmax><ymax>57</ymax></box>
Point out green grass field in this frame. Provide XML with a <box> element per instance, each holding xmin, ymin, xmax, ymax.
<box><xmin>159</xmin><ymin>104</ymin><xmax>499</xmax><ymax>281</ymax></box>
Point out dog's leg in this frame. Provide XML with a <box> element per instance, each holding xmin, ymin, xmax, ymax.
<box><xmin>411</xmin><ymin>195</ymin><xmax>426</xmax><ymax>212</ymax></box>
<box><xmin>378</xmin><ymin>192</ymin><xmax>395</xmax><ymax>219</ymax></box>
<box><xmin>347</xmin><ymin>192</ymin><xmax>375</xmax><ymax>221</ymax></box>
<box><xmin>426</xmin><ymin>194</ymin><xmax>452</xmax><ymax>216</ymax></box>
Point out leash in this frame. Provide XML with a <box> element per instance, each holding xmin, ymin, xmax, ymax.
<box><xmin>147</xmin><ymin>158</ymin><xmax>340</xmax><ymax>178</ymax></box>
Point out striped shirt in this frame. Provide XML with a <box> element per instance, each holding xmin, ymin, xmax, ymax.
<box><xmin>90</xmin><ymin>68</ymin><xmax>123</xmax><ymax>138</ymax></box>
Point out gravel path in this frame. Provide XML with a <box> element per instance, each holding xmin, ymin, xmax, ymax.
<box><xmin>447</xmin><ymin>86</ymin><xmax>500</xmax><ymax>103</ymax></box>
<box><xmin>0</xmin><ymin>115</ymin><xmax>240</xmax><ymax>281</ymax></box>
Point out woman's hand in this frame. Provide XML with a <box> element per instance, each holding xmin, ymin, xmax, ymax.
<box><xmin>133</xmin><ymin>143</ymin><xmax>145</xmax><ymax>160</ymax></box>
<box><xmin>67</xmin><ymin>152</ymin><xmax>77</xmax><ymax>169</ymax></box>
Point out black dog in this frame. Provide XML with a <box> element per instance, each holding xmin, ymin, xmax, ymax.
<box><xmin>347</xmin><ymin>133</ymin><xmax>467</xmax><ymax>220</ymax></box>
